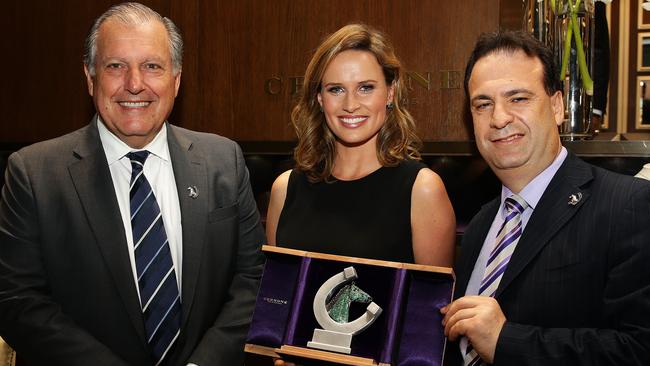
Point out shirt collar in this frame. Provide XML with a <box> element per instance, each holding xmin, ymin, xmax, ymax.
<box><xmin>97</xmin><ymin>116</ymin><xmax>171</xmax><ymax>164</ymax></box>
<box><xmin>500</xmin><ymin>146</ymin><xmax>568</xmax><ymax>211</ymax></box>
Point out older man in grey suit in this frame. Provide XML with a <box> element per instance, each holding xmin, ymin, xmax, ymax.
<box><xmin>0</xmin><ymin>3</ymin><xmax>264</xmax><ymax>366</ymax></box>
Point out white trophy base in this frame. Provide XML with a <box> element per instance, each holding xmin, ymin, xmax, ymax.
<box><xmin>307</xmin><ymin>328</ymin><xmax>352</xmax><ymax>354</ymax></box>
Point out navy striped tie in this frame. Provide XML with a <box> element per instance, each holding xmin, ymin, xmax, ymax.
<box><xmin>128</xmin><ymin>151</ymin><xmax>181</xmax><ymax>365</ymax></box>
<box><xmin>464</xmin><ymin>195</ymin><xmax>528</xmax><ymax>366</ymax></box>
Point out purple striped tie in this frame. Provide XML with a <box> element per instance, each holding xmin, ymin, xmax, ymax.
<box><xmin>128</xmin><ymin>151</ymin><xmax>181</xmax><ymax>365</ymax></box>
<box><xmin>464</xmin><ymin>195</ymin><xmax>528</xmax><ymax>366</ymax></box>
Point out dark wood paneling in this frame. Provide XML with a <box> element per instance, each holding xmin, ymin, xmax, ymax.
<box><xmin>499</xmin><ymin>0</ymin><xmax>524</xmax><ymax>31</ymax></box>
<box><xmin>0</xmin><ymin>0</ymin><xmax>173</xmax><ymax>143</ymax></box>
<box><xmin>193</xmin><ymin>0</ymin><xmax>500</xmax><ymax>141</ymax></box>
<box><xmin>168</xmin><ymin>0</ymin><xmax>199</xmax><ymax>128</ymax></box>
<box><xmin>0</xmin><ymin>1</ymin><xmax>503</xmax><ymax>144</ymax></box>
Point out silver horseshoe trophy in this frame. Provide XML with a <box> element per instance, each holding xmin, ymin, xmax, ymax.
<box><xmin>307</xmin><ymin>266</ymin><xmax>382</xmax><ymax>354</ymax></box>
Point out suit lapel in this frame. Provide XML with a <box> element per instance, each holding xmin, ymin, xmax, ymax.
<box><xmin>455</xmin><ymin>198</ymin><xmax>500</xmax><ymax>298</ymax></box>
<box><xmin>67</xmin><ymin>118</ymin><xmax>147</xmax><ymax>344</ymax></box>
<box><xmin>495</xmin><ymin>153</ymin><xmax>593</xmax><ymax>297</ymax></box>
<box><xmin>167</xmin><ymin>125</ymin><xmax>208</xmax><ymax>328</ymax></box>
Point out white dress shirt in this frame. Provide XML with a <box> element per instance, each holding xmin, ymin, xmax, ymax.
<box><xmin>97</xmin><ymin>119</ymin><xmax>183</xmax><ymax>297</ymax></box>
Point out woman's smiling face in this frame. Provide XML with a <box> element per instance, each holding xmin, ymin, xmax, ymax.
<box><xmin>317</xmin><ymin>50</ymin><xmax>394</xmax><ymax>149</ymax></box>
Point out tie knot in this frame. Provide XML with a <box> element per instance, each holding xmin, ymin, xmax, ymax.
<box><xmin>127</xmin><ymin>151</ymin><xmax>150</xmax><ymax>175</ymax></box>
<box><xmin>504</xmin><ymin>195</ymin><xmax>528</xmax><ymax>215</ymax></box>
<box><xmin>127</xmin><ymin>150</ymin><xmax>150</xmax><ymax>164</ymax></box>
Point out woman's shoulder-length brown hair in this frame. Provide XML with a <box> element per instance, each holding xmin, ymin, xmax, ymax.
<box><xmin>291</xmin><ymin>23</ymin><xmax>421</xmax><ymax>183</ymax></box>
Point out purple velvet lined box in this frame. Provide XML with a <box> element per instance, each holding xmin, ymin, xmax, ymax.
<box><xmin>246</xmin><ymin>246</ymin><xmax>455</xmax><ymax>366</ymax></box>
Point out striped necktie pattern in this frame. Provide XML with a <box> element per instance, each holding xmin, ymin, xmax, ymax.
<box><xmin>464</xmin><ymin>194</ymin><xmax>528</xmax><ymax>366</ymax></box>
<box><xmin>128</xmin><ymin>151</ymin><xmax>181</xmax><ymax>365</ymax></box>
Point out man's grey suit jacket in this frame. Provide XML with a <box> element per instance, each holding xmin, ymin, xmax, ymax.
<box><xmin>0</xmin><ymin>118</ymin><xmax>265</xmax><ymax>365</ymax></box>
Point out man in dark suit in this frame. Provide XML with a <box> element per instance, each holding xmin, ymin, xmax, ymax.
<box><xmin>0</xmin><ymin>3</ymin><xmax>264</xmax><ymax>365</ymax></box>
<box><xmin>441</xmin><ymin>31</ymin><xmax>650</xmax><ymax>365</ymax></box>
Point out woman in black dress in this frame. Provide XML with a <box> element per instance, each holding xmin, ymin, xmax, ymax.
<box><xmin>266</xmin><ymin>24</ymin><xmax>455</xmax><ymax>267</ymax></box>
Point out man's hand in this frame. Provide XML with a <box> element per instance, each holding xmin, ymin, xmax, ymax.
<box><xmin>440</xmin><ymin>296</ymin><xmax>506</xmax><ymax>364</ymax></box>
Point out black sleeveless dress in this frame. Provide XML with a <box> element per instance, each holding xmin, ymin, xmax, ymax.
<box><xmin>276</xmin><ymin>160</ymin><xmax>426</xmax><ymax>263</ymax></box>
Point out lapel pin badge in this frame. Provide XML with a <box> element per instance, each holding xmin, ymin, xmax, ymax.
<box><xmin>187</xmin><ymin>186</ymin><xmax>199</xmax><ymax>199</ymax></box>
<box><xmin>568</xmin><ymin>192</ymin><xmax>582</xmax><ymax>206</ymax></box>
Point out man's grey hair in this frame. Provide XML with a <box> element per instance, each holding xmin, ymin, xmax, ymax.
<box><xmin>83</xmin><ymin>2</ymin><xmax>183</xmax><ymax>76</ymax></box>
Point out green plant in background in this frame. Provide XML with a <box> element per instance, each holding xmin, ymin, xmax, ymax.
<box><xmin>553</xmin><ymin>0</ymin><xmax>594</xmax><ymax>95</ymax></box>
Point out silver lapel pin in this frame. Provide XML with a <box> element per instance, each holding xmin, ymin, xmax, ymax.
<box><xmin>568</xmin><ymin>192</ymin><xmax>582</xmax><ymax>206</ymax></box>
<box><xmin>187</xmin><ymin>186</ymin><xmax>199</xmax><ymax>199</ymax></box>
